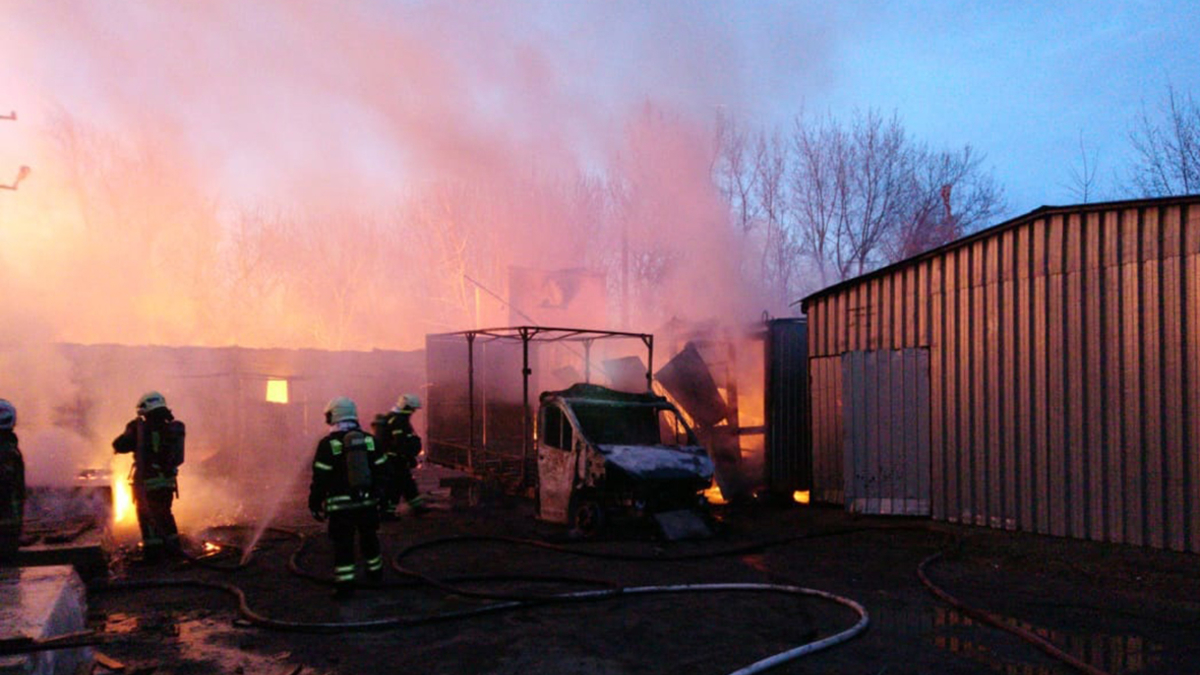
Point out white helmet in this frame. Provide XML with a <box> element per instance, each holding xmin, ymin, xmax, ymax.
<box><xmin>137</xmin><ymin>391</ymin><xmax>168</xmax><ymax>416</ymax></box>
<box><xmin>325</xmin><ymin>396</ymin><xmax>358</xmax><ymax>424</ymax></box>
<box><xmin>0</xmin><ymin>399</ymin><xmax>14</xmax><ymax>430</ymax></box>
<box><xmin>397</xmin><ymin>393</ymin><xmax>422</xmax><ymax>411</ymax></box>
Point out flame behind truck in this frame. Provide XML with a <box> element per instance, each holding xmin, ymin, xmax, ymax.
<box><xmin>535</xmin><ymin>383</ymin><xmax>714</xmax><ymax>536</ymax></box>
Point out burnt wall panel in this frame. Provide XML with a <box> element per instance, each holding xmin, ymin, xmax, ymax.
<box><xmin>764</xmin><ymin>318</ymin><xmax>811</xmax><ymax>494</ymax></box>
<box><xmin>802</xmin><ymin>196</ymin><xmax>1200</xmax><ymax>552</ymax></box>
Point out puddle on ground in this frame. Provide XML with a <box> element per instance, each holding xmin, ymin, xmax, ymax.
<box><xmin>93</xmin><ymin>612</ymin><xmax>300</xmax><ymax>672</ymax></box>
<box><xmin>874</xmin><ymin>605</ymin><xmax>1162</xmax><ymax>674</ymax></box>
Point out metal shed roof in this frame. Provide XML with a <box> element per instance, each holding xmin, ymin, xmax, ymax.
<box><xmin>798</xmin><ymin>193</ymin><xmax>1200</xmax><ymax>311</ymax></box>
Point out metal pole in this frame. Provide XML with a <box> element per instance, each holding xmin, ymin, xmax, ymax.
<box><xmin>645</xmin><ymin>334</ymin><xmax>654</xmax><ymax>392</ymax></box>
<box><xmin>467</xmin><ymin>333</ymin><xmax>476</xmax><ymax>472</ymax></box>
<box><xmin>520</xmin><ymin>328</ymin><xmax>532</xmax><ymax>489</ymax></box>
<box><xmin>584</xmin><ymin>339</ymin><xmax>593</xmax><ymax>383</ymax></box>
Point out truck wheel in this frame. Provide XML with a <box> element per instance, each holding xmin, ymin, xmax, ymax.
<box><xmin>570</xmin><ymin>495</ymin><xmax>605</xmax><ymax>538</ymax></box>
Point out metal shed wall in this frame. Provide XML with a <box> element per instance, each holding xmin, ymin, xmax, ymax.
<box><xmin>804</xmin><ymin>197</ymin><xmax>1200</xmax><ymax>552</ymax></box>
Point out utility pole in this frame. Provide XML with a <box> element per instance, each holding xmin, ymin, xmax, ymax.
<box><xmin>2</xmin><ymin>110</ymin><xmax>31</xmax><ymax>191</ymax></box>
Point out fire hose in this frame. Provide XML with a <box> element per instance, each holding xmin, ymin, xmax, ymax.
<box><xmin>93</xmin><ymin>522</ymin><xmax>1115</xmax><ymax>675</ymax></box>
<box><xmin>93</xmin><ymin>527</ymin><xmax>871</xmax><ymax>674</ymax></box>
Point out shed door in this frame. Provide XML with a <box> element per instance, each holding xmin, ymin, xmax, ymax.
<box><xmin>842</xmin><ymin>349</ymin><xmax>931</xmax><ymax>515</ymax></box>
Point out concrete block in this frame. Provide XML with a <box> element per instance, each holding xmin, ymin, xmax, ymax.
<box><xmin>0</xmin><ymin>566</ymin><xmax>91</xmax><ymax>675</ymax></box>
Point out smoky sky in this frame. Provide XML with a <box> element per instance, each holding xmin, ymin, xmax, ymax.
<box><xmin>0</xmin><ymin>1</ymin><xmax>819</xmax><ymax>355</ymax></box>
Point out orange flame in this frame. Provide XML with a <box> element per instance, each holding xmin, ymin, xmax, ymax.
<box><xmin>703</xmin><ymin>483</ymin><xmax>727</xmax><ymax>505</ymax></box>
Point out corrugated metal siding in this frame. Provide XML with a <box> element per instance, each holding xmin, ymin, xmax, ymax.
<box><xmin>809</xmin><ymin>355</ymin><xmax>844</xmax><ymax>504</ymax></box>
<box><xmin>805</xmin><ymin>198</ymin><xmax>1200</xmax><ymax>552</ymax></box>
<box><xmin>764</xmin><ymin>318</ymin><xmax>811</xmax><ymax>493</ymax></box>
<box><xmin>842</xmin><ymin>349</ymin><xmax>931</xmax><ymax>515</ymax></box>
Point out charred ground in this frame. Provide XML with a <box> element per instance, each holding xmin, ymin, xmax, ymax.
<box><xmin>82</xmin><ymin>466</ymin><xmax>1199</xmax><ymax>675</ymax></box>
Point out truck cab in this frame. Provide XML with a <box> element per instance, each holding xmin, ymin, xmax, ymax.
<box><xmin>536</xmin><ymin>383</ymin><xmax>714</xmax><ymax>535</ymax></box>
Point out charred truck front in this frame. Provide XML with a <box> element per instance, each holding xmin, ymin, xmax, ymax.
<box><xmin>535</xmin><ymin>383</ymin><xmax>714</xmax><ymax>536</ymax></box>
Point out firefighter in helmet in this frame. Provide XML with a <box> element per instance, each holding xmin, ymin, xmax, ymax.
<box><xmin>0</xmin><ymin>399</ymin><xmax>25</xmax><ymax>564</ymax></box>
<box><xmin>372</xmin><ymin>393</ymin><xmax>428</xmax><ymax>518</ymax></box>
<box><xmin>112</xmin><ymin>391</ymin><xmax>186</xmax><ymax>562</ymax></box>
<box><xmin>309</xmin><ymin>396</ymin><xmax>389</xmax><ymax>598</ymax></box>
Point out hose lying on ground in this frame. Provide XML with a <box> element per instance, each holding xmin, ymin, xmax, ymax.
<box><xmin>93</xmin><ymin>525</ymin><xmax>872</xmax><ymax>674</ymax></box>
<box><xmin>93</xmin><ymin>576</ymin><xmax>868</xmax><ymax>675</ymax></box>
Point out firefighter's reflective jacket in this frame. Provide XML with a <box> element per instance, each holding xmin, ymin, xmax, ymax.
<box><xmin>309</xmin><ymin>426</ymin><xmax>389</xmax><ymax>514</ymax></box>
<box><xmin>0</xmin><ymin>430</ymin><xmax>24</xmax><ymax>541</ymax></box>
<box><xmin>112</xmin><ymin>410</ymin><xmax>186</xmax><ymax>492</ymax></box>
<box><xmin>378</xmin><ymin>410</ymin><xmax>421</xmax><ymax>467</ymax></box>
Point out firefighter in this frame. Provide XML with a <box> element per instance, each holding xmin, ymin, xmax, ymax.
<box><xmin>372</xmin><ymin>393</ymin><xmax>428</xmax><ymax>518</ymax></box>
<box><xmin>0</xmin><ymin>399</ymin><xmax>25</xmax><ymax>564</ymax></box>
<box><xmin>112</xmin><ymin>391</ymin><xmax>186</xmax><ymax>563</ymax></box>
<box><xmin>309</xmin><ymin>396</ymin><xmax>389</xmax><ymax>599</ymax></box>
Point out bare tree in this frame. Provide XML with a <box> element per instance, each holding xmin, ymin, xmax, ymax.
<box><xmin>885</xmin><ymin>144</ymin><xmax>1004</xmax><ymax>263</ymax></box>
<box><xmin>713</xmin><ymin>108</ymin><xmax>761</xmax><ymax>236</ymax></box>
<box><xmin>752</xmin><ymin>127</ymin><xmax>797</xmax><ymax>308</ymax></box>
<box><xmin>789</xmin><ymin>109</ymin><xmax>852</xmax><ymax>287</ymax></box>
<box><xmin>783</xmin><ymin>108</ymin><xmax>1003</xmax><ymax>287</ymax></box>
<box><xmin>1063</xmin><ymin>130</ymin><xmax>1100</xmax><ymax>203</ymax></box>
<box><xmin>1127</xmin><ymin>85</ymin><xmax>1200</xmax><ymax>197</ymax></box>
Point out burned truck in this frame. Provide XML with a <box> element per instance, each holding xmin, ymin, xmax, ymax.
<box><xmin>426</xmin><ymin>327</ymin><xmax>717</xmax><ymax>535</ymax></box>
<box><xmin>536</xmin><ymin>383</ymin><xmax>713</xmax><ymax>535</ymax></box>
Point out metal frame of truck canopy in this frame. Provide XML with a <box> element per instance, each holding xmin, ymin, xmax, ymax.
<box><xmin>425</xmin><ymin>326</ymin><xmax>655</xmax><ymax>490</ymax></box>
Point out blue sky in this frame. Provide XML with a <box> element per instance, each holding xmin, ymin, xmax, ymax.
<box><xmin>732</xmin><ymin>2</ymin><xmax>1200</xmax><ymax>215</ymax></box>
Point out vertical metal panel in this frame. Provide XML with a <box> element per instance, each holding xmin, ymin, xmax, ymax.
<box><xmin>930</xmin><ymin>259</ymin><xmax>946</xmax><ymax>520</ymax></box>
<box><xmin>1188</xmin><ymin>206</ymin><xmax>1200</xmax><ymax>553</ymax></box>
<box><xmin>1033</xmin><ymin>216</ymin><xmax>1051</xmax><ymax>533</ymax></box>
<box><xmin>764</xmin><ymin>319</ymin><xmax>811</xmax><ymax>494</ymax></box>
<box><xmin>842</xmin><ymin>349</ymin><xmax>931</xmax><ymax>515</ymax></box>
<box><xmin>1066</xmin><ymin>213</ymin><xmax>1086</xmax><ymax>538</ymax></box>
<box><xmin>1103</xmin><ymin>210</ymin><xmax>1126</xmax><ymax>542</ymax></box>
<box><xmin>1162</xmin><ymin>207</ymin><xmax>1186</xmax><ymax>551</ymax></box>
<box><xmin>809</xmin><ymin>355</ymin><xmax>844</xmax><ymax>504</ymax></box>
<box><xmin>802</xmin><ymin>196</ymin><xmax>1200</xmax><ymax>553</ymax></box>
<box><xmin>1084</xmin><ymin>211</ymin><xmax>1105</xmax><ymax>542</ymax></box>
<box><xmin>1142</xmin><ymin>208</ymin><xmax>1164</xmax><ymax>548</ymax></box>
<box><xmin>1015</xmin><ymin>223</ymin><xmax>1035</xmax><ymax>531</ymax></box>
<box><xmin>1001</xmin><ymin>228</ymin><xmax>1018</xmax><ymax>529</ymax></box>
<box><xmin>1048</xmin><ymin>214</ymin><xmax>1067</xmax><ymax>537</ymax></box>
<box><xmin>985</xmin><ymin>237</ymin><xmax>1003</xmax><ymax>528</ymax></box>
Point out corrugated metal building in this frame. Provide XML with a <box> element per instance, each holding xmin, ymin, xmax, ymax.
<box><xmin>800</xmin><ymin>195</ymin><xmax>1200</xmax><ymax>552</ymax></box>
